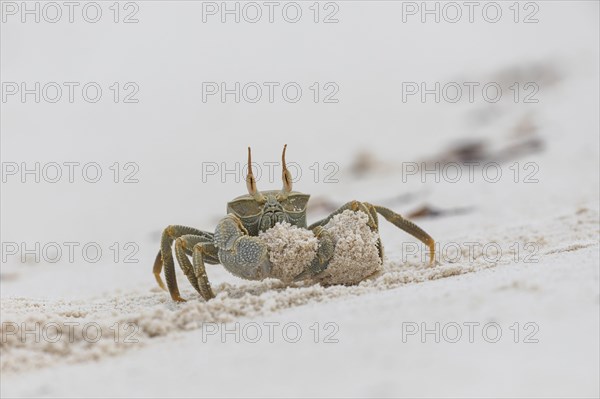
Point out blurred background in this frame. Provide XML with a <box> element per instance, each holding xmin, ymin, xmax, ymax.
<box><xmin>2</xmin><ymin>1</ymin><xmax>598</xmax><ymax>296</ymax></box>
<box><xmin>1</xmin><ymin>1</ymin><xmax>599</xmax><ymax>397</ymax></box>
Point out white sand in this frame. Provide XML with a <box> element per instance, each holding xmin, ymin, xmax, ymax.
<box><xmin>1</xmin><ymin>3</ymin><xmax>599</xmax><ymax>398</ymax></box>
<box><xmin>1</xmin><ymin>206</ymin><xmax>597</xmax><ymax>380</ymax></box>
<box><xmin>315</xmin><ymin>209</ymin><xmax>382</xmax><ymax>285</ymax></box>
<box><xmin>258</xmin><ymin>210</ymin><xmax>381</xmax><ymax>284</ymax></box>
<box><xmin>259</xmin><ymin>221</ymin><xmax>318</xmax><ymax>283</ymax></box>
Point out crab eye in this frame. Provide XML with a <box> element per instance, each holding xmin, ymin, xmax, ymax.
<box><xmin>227</xmin><ymin>197</ymin><xmax>263</xmax><ymax>217</ymax></box>
<box><xmin>281</xmin><ymin>193</ymin><xmax>310</xmax><ymax>213</ymax></box>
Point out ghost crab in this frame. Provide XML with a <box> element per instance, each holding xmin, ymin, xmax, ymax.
<box><xmin>153</xmin><ymin>145</ymin><xmax>435</xmax><ymax>302</ymax></box>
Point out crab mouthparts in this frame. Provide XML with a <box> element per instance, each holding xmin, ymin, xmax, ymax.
<box><xmin>259</xmin><ymin>211</ymin><xmax>288</xmax><ymax>231</ymax></box>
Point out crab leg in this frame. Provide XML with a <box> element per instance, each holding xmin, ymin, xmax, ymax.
<box><xmin>363</xmin><ymin>202</ymin><xmax>384</xmax><ymax>260</ymax></box>
<box><xmin>174</xmin><ymin>234</ymin><xmax>218</xmax><ymax>300</ymax></box>
<box><xmin>192</xmin><ymin>243</ymin><xmax>217</xmax><ymax>301</ymax></box>
<box><xmin>154</xmin><ymin>225</ymin><xmax>213</xmax><ymax>302</ymax></box>
<box><xmin>372</xmin><ymin>205</ymin><xmax>435</xmax><ymax>265</ymax></box>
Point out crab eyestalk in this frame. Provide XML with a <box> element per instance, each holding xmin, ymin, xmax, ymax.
<box><xmin>280</xmin><ymin>144</ymin><xmax>293</xmax><ymax>199</ymax></box>
<box><xmin>246</xmin><ymin>147</ymin><xmax>266</xmax><ymax>203</ymax></box>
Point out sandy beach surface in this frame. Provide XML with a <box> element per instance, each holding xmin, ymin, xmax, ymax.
<box><xmin>1</xmin><ymin>2</ymin><xmax>599</xmax><ymax>397</ymax></box>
